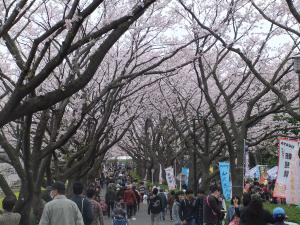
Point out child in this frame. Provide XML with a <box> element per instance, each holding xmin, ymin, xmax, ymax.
<box><xmin>113</xmin><ymin>202</ymin><xmax>127</xmax><ymax>218</ymax></box>
<box><xmin>273</xmin><ymin>207</ymin><xmax>288</xmax><ymax>225</ymax></box>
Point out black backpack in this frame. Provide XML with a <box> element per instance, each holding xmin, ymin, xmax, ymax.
<box><xmin>150</xmin><ymin>196</ymin><xmax>162</xmax><ymax>214</ymax></box>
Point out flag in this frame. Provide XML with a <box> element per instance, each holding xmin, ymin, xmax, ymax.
<box><xmin>159</xmin><ymin>164</ymin><xmax>163</xmax><ymax>184</ymax></box>
<box><xmin>244</xmin><ymin>141</ymin><xmax>250</xmax><ymax>178</ymax></box>
<box><xmin>165</xmin><ymin>167</ymin><xmax>176</xmax><ymax>190</ymax></box>
<box><xmin>219</xmin><ymin>162</ymin><xmax>232</xmax><ymax>200</ymax></box>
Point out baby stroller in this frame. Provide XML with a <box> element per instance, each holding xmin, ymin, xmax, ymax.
<box><xmin>112</xmin><ymin>215</ymin><xmax>128</xmax><ymax>225</ymax></box>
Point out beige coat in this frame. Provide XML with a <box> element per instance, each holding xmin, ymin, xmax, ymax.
<box><xmin>39</xmin><ymin>195</ymin><xmax>84</xmax><ymax>225</ymax></box>
<box><xmin>0</xmin><ymin>212</ymin><xmax>21</xmax><ymax>225</ymax></box>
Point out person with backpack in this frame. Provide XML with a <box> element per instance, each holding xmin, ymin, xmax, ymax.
<box><xmin>86</xmin><ymin>188</ymin><xmax>104</xmax><ymax>225</ymax></box>
<box><xmin>71</xmin><ymin>181</ymin><xmax>94</xmax><ymax>225</ymax></box>
<box><xmin>203</xmin><ymin>185</ymin><xmax>224</xmax><ymax>225</ymax></box>
<box><xmin>148</xmin><ymin>188</ymin><xmax>163</xmax><ymax>225</ymax></box>
<box><xmin>105</xmin><ymin>184</ymin><xmax>117</xmax><ymax>218</ymax></box>
<box><xmin>179</xmin><ymin>189</ymin><xmax>197</xmax><ymax>225</ymax></box>
<box><xmin>158</xmin><ymin>188</ymin><xmax>168</xmax><ymax>221</ymax></box>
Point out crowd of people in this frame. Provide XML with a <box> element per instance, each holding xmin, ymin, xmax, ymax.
<box><xmin>0</xmin><ymin>163</ymin><xmax>296</xmax><ymax>225</ymax></box>
<box><xmin>0</xmin><ymin>180</ymin><xmax>105</xmax><ymax>225</ymax></box>
<box><xmin>146</xmin><ymin>184</ymin><xmax>292</xmax><ymax>225</ymax></box>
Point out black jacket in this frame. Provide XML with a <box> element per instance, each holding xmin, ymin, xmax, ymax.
<box><xmin>240</xmin><ymin>207</ymin><xmax>275</xmax><ymax>225</ymax></box>
<box><xmin>179</xmin><ymin>198</ymin><xmax>196</xmax><ymax>221</ymax></box>
<box><xmin>203</xmin><ymin>195</ymin><xmax>222</xmax><ymax>224</ymax></box>
<box><xmin>158</xmin><ymin>192</ymin><xmax>167</xmax><ymax>209</ymax></box>
<box><xmin>71</xmin><ymin>195</ymin><xmax>94</xmax><ymax>225</ymax></box>
<box><xmin>195</xmin><ymin>195</ymin><xmax>205</xmax><ymax>223</ymax></box>
<box><xmin>148</xmin><ymin>195</ymin><xmax>163</xmax><ymax>214</ymax></box>
<box><xmin>105</xmin><ymin>189</ymin><xmax>117</xmax><ymax>203</ymax></box>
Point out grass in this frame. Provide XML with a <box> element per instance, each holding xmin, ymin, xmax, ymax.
<box><xmin>264</xmin><ymin>202</ymin><xmax>300</xmax><ymax>223</ymax></box>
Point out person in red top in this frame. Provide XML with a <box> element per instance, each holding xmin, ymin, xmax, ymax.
<box><xmin>123</xmin><ymin>184</ymin><xmax>137</xmax><ymax>219</ymax></box>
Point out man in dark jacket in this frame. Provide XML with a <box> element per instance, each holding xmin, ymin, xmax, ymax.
<box><xmin>203</xmin><ymin>185</ymin><xmax>223</xmax><ymax>225</ymax></box>
<box><xmin>105</xmin><ymin>184</ymin><xmax>117</xmax><ymax>217</ymax></box>
<box><xmin>158</xmin><ymin>188</ymin><xmax>167</xmax><ymax>221</ymax></box>
<box><xmin>179</xmin><ymin>189</ymin><xmax>197</xmax><ymax>225</ymax></box>
<box><xmin>71</xmin><ymin>181</ymin><xmax>94</xmax><ymax>225</ymax></box>
<box><xmin>148</xmin><ymin>188</ymin><xmax>163</xmax><ymax>225</ymax></box>
<box><xmin>195</xmin><ymin>188</ymin><xmax>205</xmax><ymax>225</ymax></box>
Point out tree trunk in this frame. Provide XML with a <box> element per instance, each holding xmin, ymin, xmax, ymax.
<box><xmin>16</xmin><ymin>183</ymin><xmax>33</xmax><ymax>225</ymax></box>
<box><xmin>0</xmin><ymin>174</ymin><xmax>15</xmax><ymax>196</ymax></box>
<box><xmin>199</xmin><ymin>159</ymin><xmax>210</xmax><ymax>192</ymax></box>
<box><xmin>231</xmin><ymin>139</ymin><xmax>244</xmax><ymax>197</ymax></box>
<box><xmin>31</xmin><ymin>191</ymin><xmax>44</xmax><ymax>225</ymax></box>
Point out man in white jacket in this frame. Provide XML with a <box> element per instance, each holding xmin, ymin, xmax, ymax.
<box><xmin>39</xmin><ymin>181</ymin><xmax>84</xmax><ymax>225</ymax></box>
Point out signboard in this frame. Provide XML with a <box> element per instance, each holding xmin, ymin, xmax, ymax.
<box><xmin>219</xmin><ymin>162</ymin><xmax>232</xmax><ymax>201</ymax></box>
<box><xmin>273</xmin><ymin>139</ymin><xmax>298</xmax><ymax>198</ymax></box>
<box><xmin>165</xmin><ymin>167</ymin><xmax>176</xmax><ymax>190</ymax></box>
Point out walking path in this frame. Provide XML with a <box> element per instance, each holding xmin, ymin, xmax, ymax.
<box><xmin>103</xmin><ymin>204</ymin><xmax>174</xmax><ymax>225</ymax></box>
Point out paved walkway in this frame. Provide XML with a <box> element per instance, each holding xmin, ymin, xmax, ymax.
<box><xmin>103</xmin><ymin>204</ymin><xmax>174</xmax><ymax>225</ymax></box>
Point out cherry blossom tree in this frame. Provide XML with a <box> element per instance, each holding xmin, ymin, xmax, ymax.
<box><xmin>175</xmin><ymin>0</ymin><xmax>299</xmax><ymax>195</ymax></box>
<box><xmin>0</xmin><ymin>0</ymin><xmax>159</xmax><ymax>128</ymax></box>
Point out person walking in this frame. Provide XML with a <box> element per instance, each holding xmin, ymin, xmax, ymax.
<box><xmin>39</xmin><ymin>181</ymin><xmax>84</xmax><ymax>225</ymax></box>
<box><xmin>71</xmin><ymin>181</ymin><xmax>94</xmax><ymax>225</ymax></box>
<box><xmin>123</xmin><ymin>184</ymin><xmax>137</xmax><ymax>220</ymax></box>
<box><xmin>158</xmin><ymin>188</ymin><xmax>168</xmax><ymax>221</ymax></box>
<box><xmin>139</xmin><ymin>181</ymin><xmax>146</xmax><ymax>199</ymax></box>
<box><xmin>239</xmin><ymin>194</ymin><xmax>275</xmax><ymax>225</ymax></box>
<box><xmin>0</xmin><ymin>196</ymin><xmax>21</xmax><ymax>225</ymax></box>
<box><xmin>132</xmin><ymin>185</ymin><xmax>141</xmax><ymax>216</ymax></box>
<box><xmin>148</xmin><ymin>188</ymin><xmax>163</xmax><ymax>225</ymax></box>
<box><xmin>86</xmin><ymin>188</ymin><xmax>104</xmax><ymax>225</ymax></box>
<box><xmin>195</xmin><ymin>188</ymin><xmax>205</xmax><ymax>225</ymax></box>
<box><xmin>226</xmin><ymin>196</ymin><xmax>241</xmax><ymax>225</ymax></box>
<box><xmin>179</xmin><ymin>189</ymin><xmax>197</xmax><ymax>225</ymax></box>
<box><xmin>168</xmin><ymin>191</ymin><xmax>175</xmax><ymax>221</ymax></box>
<box><xmin>203</xmin><ymin>185</ymin><xmax>224</xmax><ymax>225</ymax></box>
<box><xmin>172</xmin><ymin>193</ymin><xmax>182</xmax><ymax>225</ymax></box>
<box><xmin>105</xmin><ymin>183</ymin><xmax>117</xmax><ymax>217</ymax></box>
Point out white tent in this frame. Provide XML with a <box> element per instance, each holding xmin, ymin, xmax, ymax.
<box><xmin>267</xmin><ymin>166</ymin><xmax>278</xmax><ymax>180</ymax></box>
<box><xmin>247</xmin><ymin>165</ymin><xmax>260</xmax><ymax>179</ymax></box>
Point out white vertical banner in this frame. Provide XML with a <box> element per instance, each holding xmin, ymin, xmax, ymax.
<box><xmin>165</xmin><ymin>166</ymin><xmax>176</xmax><ymax>190</ymax></box>
<box><xmin>144</xmin><ymin>168</ymin><xmax>148</xmax><ymax>181</ymax></box>
<box><xmin>159</xmin><ymin>164</ymin><xmax>163</xmax><ymax>184</ymax></box>
<box><xmin>244</xmin><ymin>142</ymin><xmax>250</xmax><ymax>178</ymax></box>
<box><xmin>286</xmin><ymin>141</ymin><xmax>300</xmax><ymax>204</ymax></box>
<box><xmin>274</xmin><ymin>139</ymin><xmax>298</xmax><ymax>198</ymax></box>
